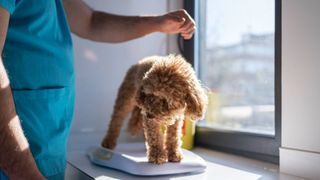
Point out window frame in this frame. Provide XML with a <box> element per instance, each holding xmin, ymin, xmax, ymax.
<box><xmin>183</xmin><ymin>0</ymin><xmax>282</xmax><ymax>164</ymax></box>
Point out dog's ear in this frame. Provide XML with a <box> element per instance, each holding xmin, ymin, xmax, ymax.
<box><xmin>185</xmin><ymin>84</ymin><xmax>208</xmax><ymax>121</ymax></box>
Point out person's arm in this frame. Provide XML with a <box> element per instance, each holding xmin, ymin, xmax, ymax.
<box><xmin>0</xmin><ymin>5</ymin><xmax>46</xmax><ymax>180</ymax></box>
<box><xmin>62</xmin><ymin>0</ymin><xmax>195</xmax><ymax>43</ymax></box>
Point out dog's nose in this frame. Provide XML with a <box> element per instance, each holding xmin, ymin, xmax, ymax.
<box><xmin>147</xmin><ymin>114</ymin><xmax>156</xmax><ymax>121</ymax></box>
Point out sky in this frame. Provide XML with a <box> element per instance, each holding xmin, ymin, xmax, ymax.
<box><xmin>206</xmin><ymin>0</ymin><xmax>275</xmax><ymax>48</ymax></box>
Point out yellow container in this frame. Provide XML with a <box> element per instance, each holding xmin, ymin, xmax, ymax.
<box><xmin>180</xmin><ymin>117</ymin><xmax>195</xmax><ymax>150</ymax></box>
<box><xmin>161</xmin><ymin>117</ymin><xmax>195</xmax><ymax>150</ymax></box>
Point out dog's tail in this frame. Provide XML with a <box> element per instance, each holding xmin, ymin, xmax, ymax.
<box><xmin>127</xmin><ymin>106</ymin><xmax>143</xmax><ymax>136</ymax></box>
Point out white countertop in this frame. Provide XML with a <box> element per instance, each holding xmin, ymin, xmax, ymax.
<box><xmin>66</xmin><ymin>132</ymin><xmax>307</xmax><ymax>180</ymax></box>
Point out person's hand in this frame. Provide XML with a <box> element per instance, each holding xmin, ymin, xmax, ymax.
<box><xmin>156</xmin><ymin>9</ymin><xmax>196</xmax><ymax>39</ymax></box>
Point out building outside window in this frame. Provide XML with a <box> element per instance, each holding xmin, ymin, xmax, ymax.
<box><xmin>186</xmin><ymin>0</ymin><xmax>281</xmax><ymax>163</ymax></box>
<box><xmin>200</xmin><ymin>33</ymin><xmax>275</xmax><ymax>136</ymax></box>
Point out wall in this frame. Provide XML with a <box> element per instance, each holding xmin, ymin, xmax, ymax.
<box><xmin>71</xmin><ymin>0</ymin><xmax>166</xmax><ymax>133</ymax></box>
<box><xmin>281</xmin><ymin>0</ymin><xmax>320</xmax><ymax>179</ymax></box>
<box><xmin>68</xmin><ymin>0</ymin><xmax>183</xmax><ymax>145</ymax></box>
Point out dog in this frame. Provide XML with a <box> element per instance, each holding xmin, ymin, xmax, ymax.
<box><xmin>101</xmin><ymin>54</ymin><xmax>208</xmax><ymax>165</ymax></box>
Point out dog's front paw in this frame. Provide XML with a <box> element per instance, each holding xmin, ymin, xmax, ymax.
<box><xmin>101</xmin><ymin>136</ymin><xmax>117</xmax><ymax>149</ymax></box>
<box><xmin>167</xmin><ymin>150</ymin><xmax>184</xmax><ymax>162</ymax></box>
<box><xmin>148</xmin><ymin>148</ymin><xmax>167</xmax><ymax>165</ymax></box>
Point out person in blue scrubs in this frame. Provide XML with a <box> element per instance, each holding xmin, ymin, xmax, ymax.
<box><xmin>0</xmin><ymin>0</ymin><xmax>195</xmax><ymax>179</ymax></box>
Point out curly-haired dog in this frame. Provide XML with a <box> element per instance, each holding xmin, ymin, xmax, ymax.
<box><xmin>102</xmin><ymin>54</ymin><xmax>208</xmax><ymax>165</ymax></box>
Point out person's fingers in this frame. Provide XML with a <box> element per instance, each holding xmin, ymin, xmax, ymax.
<box><xmin>179</xmin><ymin>19</ymin><xmax>193</xmax><ymax>32</ymax></box>
<box><xmin>180</xmin><ymin>22</ymin><xmax>195</xmax><ymax>34</ymax></box>
<box><xmin>185</xmin><ymin>25</ymin><xmax>196</xmax><ymax>35</ymax></box>
<box><xmin>167</xmin><ymin>14</ymin><xmax>185</xmax><ymax>23</ymax></box>
<box><xmin>181</xmin><ymin>34</ymin><xmax>190</xmax><ymax>39</ymax></box>
<box><xmin>181</xmin><ymin>27</ymin><xmax>196</xmax><ymax>39</ymax></box>
<box><xmin>158</xmin><ymin>9</ymin><xmax>196</xmax><ymax>36</ymax></box>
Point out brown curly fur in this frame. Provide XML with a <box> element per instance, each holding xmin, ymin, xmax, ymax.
<box><xmin>102</xmin><ymin>54</ymin><xmax>208</xmax><ymax>165</ymax></box>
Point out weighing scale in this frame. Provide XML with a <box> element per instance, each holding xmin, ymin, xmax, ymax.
<box><xmin>86</xmin><ymin>143</ymin><xmax>207</xmax><ymax>176</ymax></box>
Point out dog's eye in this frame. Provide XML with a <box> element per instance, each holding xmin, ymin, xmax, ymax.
<box><xmin>147</xmin><ymin>114</ymin><xmax>156</xmax><ymax>121</ymax></box>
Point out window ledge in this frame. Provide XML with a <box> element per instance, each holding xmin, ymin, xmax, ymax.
<box><xmin>66</xmin><ymin>132</ymin><xmax>307</xmax><ymax>180</ymax></box>
<box><xmin>190</xmin><ymin>147</ymin><xmax>307</xmax><ymax>180</ymax></box>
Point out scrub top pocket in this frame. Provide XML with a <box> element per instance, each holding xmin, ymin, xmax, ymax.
<box><xmin>11</xmin><ymin>87</ymin><xmax>70</xmax><ymax>177</ymax></box>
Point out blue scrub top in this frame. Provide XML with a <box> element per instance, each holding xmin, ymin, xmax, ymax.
<box><xmin>0</xmin><ymin>0</ymin><xmax>75</xmax><ymax>178</ymax></box>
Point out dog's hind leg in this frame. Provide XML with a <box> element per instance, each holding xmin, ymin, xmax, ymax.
<box><xmin>127</xmin><ymin>106</ymin><xmax>143</xmax><ymax>137</ymax></box>
<box><xmin>102</xmin><ymin>66</ymin><xmax>137</xmax><ymax>149</ymax></box>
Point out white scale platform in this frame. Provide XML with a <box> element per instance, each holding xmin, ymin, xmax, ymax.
<box><xmin>86</xmin><ymin>143</ymin><xmax>207</xmax><ymax>176</ymax></box>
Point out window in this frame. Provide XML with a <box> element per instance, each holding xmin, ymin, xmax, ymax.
<box><xmin>183</xmin><ymin>0</ymin><xmax>281</xmax><ymax>163</ymax></box>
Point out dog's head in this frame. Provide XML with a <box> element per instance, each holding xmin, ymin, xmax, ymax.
<box><xmin>134</xmin><ymin>54</ymin><xmax>208</xmax><ymax>126</ymax></box>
